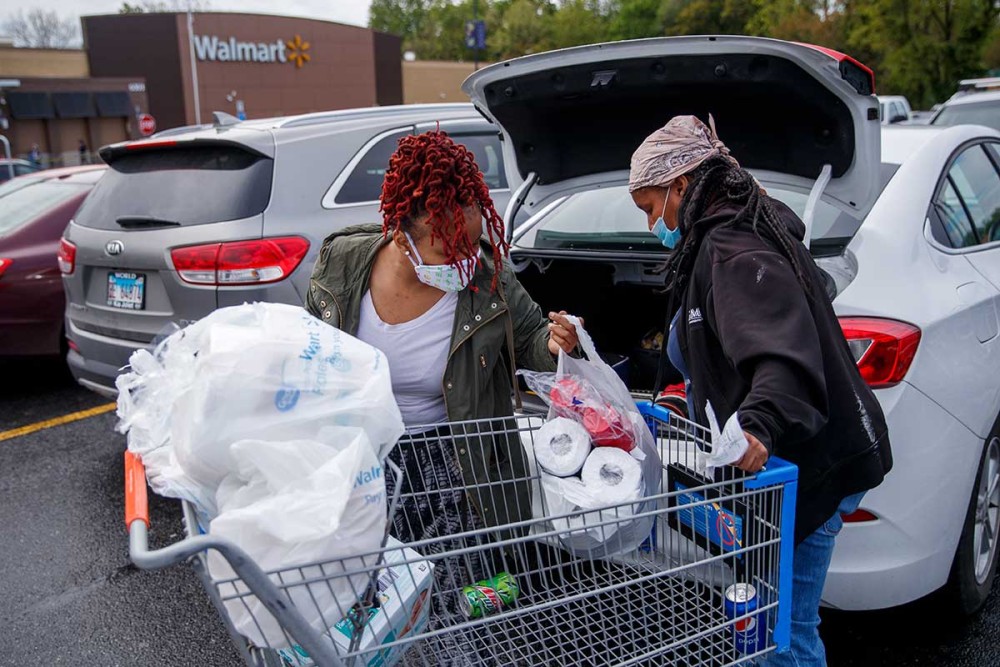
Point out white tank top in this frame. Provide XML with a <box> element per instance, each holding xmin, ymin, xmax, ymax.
<box><xmin>357</xmin><ymin>289</ymin><xmax>457</xmax><ymax>431</ymax></box>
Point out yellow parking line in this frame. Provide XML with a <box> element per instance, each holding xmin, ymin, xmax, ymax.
<box><xmin>0</xmin><ymin>403</ymin><xmax>117</xmax><ymax>443</ymax></box>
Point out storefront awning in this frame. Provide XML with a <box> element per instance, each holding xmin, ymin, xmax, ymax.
<box><xmin>94</xmin><ymin>91</ymin><xmax>132</xmax><ymax>118</ymax></box>
<box><xmin>53</xmin><ymin>92</ymin><xmax>97</xmax><ymax>118</ymax></box>
<box><xmin>7</xmin><ymin>92</ymin><xmax>54</xmax><ymax>120</ymax></box>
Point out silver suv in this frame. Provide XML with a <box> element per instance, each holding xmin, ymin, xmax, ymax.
<box><xmin>61</xmin><ymin>104</ymin><xmax>509</xmax><ymax>395</ymax></box>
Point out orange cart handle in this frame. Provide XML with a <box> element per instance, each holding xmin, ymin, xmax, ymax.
<box><xmin>124</xmin><ymin>451</ymin><xmax>149</xmax><ymax>530</ymax></box>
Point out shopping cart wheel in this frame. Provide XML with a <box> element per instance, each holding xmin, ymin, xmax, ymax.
<box><xmin>947</xmin><ymin>430</ymin><xmax>1000</xmax><ymax>615</ymax></box>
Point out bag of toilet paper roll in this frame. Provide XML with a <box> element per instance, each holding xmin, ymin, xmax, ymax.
<box><xmin>538</xmin><ymin>446</ymin><xmax>646</xmax><ymax>552</ymax></box>
<box><xmin>208</xmin><ymin>429</ymin><xmax>386</xmax><ymax>649</ymax></box>
<box><xmin>533</xmin><ymin>417</ymin><xmax>592</xmax><ymax>477</ymax></box>
<box><xmin>115</xmin><ymin>302</ymin><xmax>405</xmax><ymax>517</ymax></box>
<box><xmin>520</xmin><ymin>317</ymin><xmax>661</xmax><ymax>556</ymax></box>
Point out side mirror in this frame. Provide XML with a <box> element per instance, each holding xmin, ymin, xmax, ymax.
<box><xmin>889</xmin><ymin>113</ymin><xmax>908</xmax><ymax>124</ymax></box>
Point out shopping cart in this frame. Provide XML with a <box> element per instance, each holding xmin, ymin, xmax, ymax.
<box><xmin>125</xmin><ymin>403</ymin><xmax>797</xmax><ymax>667</ymax></box>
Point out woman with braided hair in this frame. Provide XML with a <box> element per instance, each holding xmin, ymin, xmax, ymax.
<box><xmin>630</xmin><ymin>116</ymin><xmax>892</xmax><ymax>667</ymax></box>
<box><xmin>305</xmin><ymin>130</ymin><xmax>579</xmax><ymax>628</ymax></box>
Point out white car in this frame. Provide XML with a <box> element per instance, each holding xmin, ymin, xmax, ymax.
<box><xmin>878</xmin><ymin>94</ymin><xmax>913</xmax><ymax>124</ymax></box>
<box><xmin>464</xmin><ymin>36</ymin><xmax>1000</xmax><ymax>612</ymax></box>
<box><xmin>930</xmin><ymin>89</ymin><xmax>1000</xmax><ymax>132</ymax></box>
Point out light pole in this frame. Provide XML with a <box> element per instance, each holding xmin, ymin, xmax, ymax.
<box><xmin>187</xmin><ymin>8</ymin><xmax>202</xmax><ymax>125</ymax></box>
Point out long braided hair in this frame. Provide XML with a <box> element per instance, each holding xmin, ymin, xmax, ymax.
<box><xmin>380</xmin><ymin>130</ymin><xmax>507</xmax><ymax>290</ymax></box>
<box><xmin>662</xmin><ymin>155</ymin><xmax>813</xmax><ymax>296</ymax></box>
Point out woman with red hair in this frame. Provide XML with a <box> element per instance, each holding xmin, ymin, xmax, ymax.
<box><xmin>306</xmin><ymin>130</ymin><xmax>578</xmax><ymax>595</ymax></box>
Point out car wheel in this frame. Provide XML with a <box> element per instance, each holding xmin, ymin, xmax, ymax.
<box><xmin>947</xmin><ymin>433</ymin><xmax>1000</xmax><ymax>615</ymax></box>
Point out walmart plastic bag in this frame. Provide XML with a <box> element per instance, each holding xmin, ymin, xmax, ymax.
<box><xmin>698</xmin><ymin>402</ymin><xmax>750</xmax><ymax>476</ymax></box>
<box><xmin>115</xmin><ymin>302</ymin><xmax>404</xmax><ymax>517</ymax></box>
<box><xmin>208</xmin><ymin>429</ymin><xmax>387</xmax><ymax>649</ymax></box>
<box><xmin>520</xmin><ymin>316</ymin><xmax>661</xmax><ymax>556</ymax></box>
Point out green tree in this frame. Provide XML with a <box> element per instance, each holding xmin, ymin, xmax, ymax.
<box><xmin>663</xmin><ymin>0</ymin><xmax>755</xmax><ymax>36</ymax></box>
<box><xmin>369</xmin><ymin>0</ymin><xmax>430</xmax><ymax>44</ymax></box>
<box><xmin>844</xmin><ymin>0</ymin><xmax>1000</xmax><ymax>107</ymax></box>
<box><xmin>549</xmin><ymin>0</ymin><xmax>610</xmax><ymax>49</ymax></box>
<box><xmin>493</xmin><ymin>0</ymin><xmax>556</xmax><ymax>58</ymax></box>
<box><xmin>606</xmin><ymin>0</ymin><xmax>666</xmax><ymax>40</ymax></box>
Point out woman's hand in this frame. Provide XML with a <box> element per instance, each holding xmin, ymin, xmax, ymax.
<box><xmin>735</xmin><ymin>432</ymin><xmax>769</xmax><ymax>473</ymax></box>
<box><xmin>547</xmin><ymin>311</ymin><xmax>581</xmax><ymax>355</ymax></box>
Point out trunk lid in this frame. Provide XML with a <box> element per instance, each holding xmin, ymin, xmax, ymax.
<box><xmin>462</xmin><ymin>36</ymin><xmax>880</xmax><ymax>220</ymax></box>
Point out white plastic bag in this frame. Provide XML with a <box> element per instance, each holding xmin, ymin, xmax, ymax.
<box><xmin>520</xmin><ymin>317</ymin><xmax>661</xmax><ymax>556</ymax></box>
<box><xmin>697</xmin><ymin>401</ymin><xmax>749</xmax><ymax>476</ymax></box>
<box><xmin>208</xmin><ymin>429</ymin><xmax>386</xmax><ymax>648</ymax></box>
<box><xmin>115</xmin><ymin>302</ymin><xmax>405</xmax><ymax>516</ymax></box>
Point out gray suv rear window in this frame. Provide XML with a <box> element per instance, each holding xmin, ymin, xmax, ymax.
<box><xmin>75</xmin><ymin>146</ymin><xmax>273</xmax><ymax>229</ymax></box>
<box><xmin>334</xmin><ymin>131</ymin><xmax>507</xmax><ymax>205</ymax></box>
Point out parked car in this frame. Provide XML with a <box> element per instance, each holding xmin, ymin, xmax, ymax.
<box><xmin>878</xmin><ymin>94</ymin><xmax>912</xmax><ymax>124</ymax></box>
<box><xmin>0</xmin><ymin>159</ymin><xmax>41</xmax><ymax>183</ymax></box>
<box><xmin>0</xmin><ymin>165</ymin><xmax>106</xmax><ymax>357</ymax></box>
<box><xmin>464</xmin><ymin>36</ymin><xmax>1000</xmax><ymax>613</ymax></box>
<box><xmin>61</xmin><ymin>104</ymin><xmax>509</xmax><ymax>395</ymax></box>
<box><xmin>931</xmin><ymin>89</ymin><xmax>1000</xmax><ymax>131</ymax></box>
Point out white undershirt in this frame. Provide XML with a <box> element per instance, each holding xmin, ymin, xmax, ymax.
<box><xmin>357</xmin><ymin>289</ymin><xmax>457</xmax><ymax>431</ymax></box>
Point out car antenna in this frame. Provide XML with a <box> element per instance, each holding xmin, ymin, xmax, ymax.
<box><xmin>212</xmin><ymin>111</ymin><xmax>241</xmax><ymax>128</ymax></box>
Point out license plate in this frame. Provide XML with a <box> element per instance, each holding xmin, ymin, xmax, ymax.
<box><xmin>107</xmin><ymin>272</ymin><xmax>146</xmax><ymax>310</ymax></box>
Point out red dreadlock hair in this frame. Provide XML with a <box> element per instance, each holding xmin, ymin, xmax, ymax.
<box><xmin>380</xmin><ymin>130</ymin><xmax>508</xmax><ymax>291</ymax></box>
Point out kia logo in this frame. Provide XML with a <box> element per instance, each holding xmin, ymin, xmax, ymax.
<box><xmin>105</xmin><ymin>240</ymin><xmax>125</xmax><ymax>256</ymax></box>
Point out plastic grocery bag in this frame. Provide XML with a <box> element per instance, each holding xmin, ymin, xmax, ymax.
<box><xmin>520</xmin><ymin>316</ymin><xmax>661</xmax><ymax>556</ymax></box>
<box><xmin>115</xmin><ymin>302</ymin><xmax>404</xmax><ymax>517</ymax></box>
<box><xmin>208</xmin><ymin>429</ymin><xmax>386</xmax><ymax>648</ymax></box>
<box><xmin>697</xmin><ymin>401</ymin><xmax>750</xmax><ymax>476</ymax></box>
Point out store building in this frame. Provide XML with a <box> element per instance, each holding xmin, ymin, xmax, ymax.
<box><xmin>0</xmin><ymin>12</ymin><xmax>403</xmax><ymax>164</ymax></box>
<box><xmin>83</xmin><ymin>12</ymin><xmax>402</xmax><ymax>130</ymax></box>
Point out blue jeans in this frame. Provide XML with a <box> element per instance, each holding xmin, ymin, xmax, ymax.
<box><xmin>761</xmin><ymin>492</ymin><xmax>866</xmax><ymax>667</ymax></box>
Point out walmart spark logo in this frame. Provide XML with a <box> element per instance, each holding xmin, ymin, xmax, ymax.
<box><xmin>286</xmin><ymin>35</ymin><xmax>311</xmax><ymax>68</ymax></box>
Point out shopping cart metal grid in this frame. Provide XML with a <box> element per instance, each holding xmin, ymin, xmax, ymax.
<box><xmin>126</xmin><ymin>402</ymin><xmax>797</xmax><ymax>667</ymax></box>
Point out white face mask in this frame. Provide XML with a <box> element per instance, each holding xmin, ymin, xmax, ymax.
<box><xmin>404</xmin><ymin>231</ymin><xmax>479</xmax><ymax>292</ymax></box>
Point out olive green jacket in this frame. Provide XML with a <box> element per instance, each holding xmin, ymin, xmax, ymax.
<box><xmin>304</xmin><ymin>224</ymin><xmax>556</xmax><ymax>530</ymax></box>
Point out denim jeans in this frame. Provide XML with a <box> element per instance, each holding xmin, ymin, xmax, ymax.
<box><xmin>761</xmin><ymin>491</ymin><xmax>866</xmax><ymax>667</ymax></box>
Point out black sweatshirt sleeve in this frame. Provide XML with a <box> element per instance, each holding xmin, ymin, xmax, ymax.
<box><xmin>709</xmin><ymin>249</ymin><xmax>829</xmax><ymax>453</ymax></box>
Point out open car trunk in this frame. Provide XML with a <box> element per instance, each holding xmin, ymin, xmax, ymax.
<box><xmin>515</xmin><ymin>256</ymin><xmax>683</xmax><ymax>393</ymax></box>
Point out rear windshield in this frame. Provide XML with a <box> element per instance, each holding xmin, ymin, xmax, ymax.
<box><xmin>74</xmin><ymin>145</ymin><xmax>273</xmax><ymax>230</ymax></box>
<box><xmin>932</xmin><ymin>101</ymin><xmax>1000</xmax><ymax>131</ymax></box>
<box><xmin>0</xmin><ymin>181</ymin><xmax>90</xmax><ymax>237</ymax></box>
<box><xmin>514</xmin><ymin>166</ymin><xmax>899</xmax><ymax>255</ymax></box>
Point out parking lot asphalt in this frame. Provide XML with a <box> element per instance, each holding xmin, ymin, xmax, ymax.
<box><xmin>1</xmin><ymin>359</ymin><xmax>998</xmax><ymax>666</ymax></box>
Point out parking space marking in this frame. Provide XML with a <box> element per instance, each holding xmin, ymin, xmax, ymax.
<box><xmin>0</xmin><ymin>403</ymin><xmax>117</xmax><ymax>443</ymax></box>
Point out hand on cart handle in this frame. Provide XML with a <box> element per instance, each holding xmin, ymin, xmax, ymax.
<box><xmin>735</xmin><ymin>432</ymin><xmax>768</xmax><ymax>473</ymax></box>
<box><xmin>124</xmin><ymin>451</ymin><xmax>150</xmax><ymax>530</ymax></box>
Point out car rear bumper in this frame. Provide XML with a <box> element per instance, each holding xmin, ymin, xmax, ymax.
<box><xmin>822</xmin><ymin>382</ymin><xmax>983</xmax><ymax>610</ymax></box>
<box><xmin>65</xmin><ymin>318</ymin><xmax>147</xmax><ymax>396</ymax></box>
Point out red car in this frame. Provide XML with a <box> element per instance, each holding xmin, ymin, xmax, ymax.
<box><xmin>0</xmin><ymin>165</ymin><xmax>106</xmax><ymax>357</ymax></box>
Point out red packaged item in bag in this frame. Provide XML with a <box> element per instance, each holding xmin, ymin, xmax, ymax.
<box><xmin>549</xmin><ymin>377</ymin><xmax>586</xmax><ymax>420</ymax></box>
<box><xmin>582</xmin><ymin>406</ymin><xmax>635</xmax><ymax>452</ymax></box>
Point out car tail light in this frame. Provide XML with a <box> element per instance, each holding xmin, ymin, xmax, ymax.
<box><xmin>170</xmin><ymin>237</ymin><xmax>310</xmax><ymax>286</ymax></box>
<box><xmin>57</xmin><ymin>239</ymin><xmax>76</xmax><ymax>275</ymax></box>
<box><xmin>839</xmin><ymin>317</ymin><xmax>921</xmax><ymax>389</ymax></box>
<box><xmin>0</xmin><ymin>258</ymin><xmax>11</xmax><ymax>279</ymax></box>
<box><xmin>125</xmin><ymin>139</ymin><xmax>177</xmax><ymax>150</ymax></box>
<box><xmin>842</xmin><ymin>508</ymin><xmax>878</xmax><ymax>523</ymax></box>
<box><xmin>67</xmin><ymin>339</ymin><xmax>80</xmax><ymax>353</ymax></box>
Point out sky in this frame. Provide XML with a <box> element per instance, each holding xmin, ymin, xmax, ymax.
<box><xmin>2</xmin><ymin>0</ymin><xmax>371</xmax><ymax>39</ymax></box>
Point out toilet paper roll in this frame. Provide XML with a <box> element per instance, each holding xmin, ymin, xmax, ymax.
<box><xmin>580</xmin><ymin>446</ymin><xmax>643</xmax><ymax>506</ymax></box>
<box><xmin>533</xmin><ymin>417</ymin><xmax>593</xmax><ymax>477</ymax></box>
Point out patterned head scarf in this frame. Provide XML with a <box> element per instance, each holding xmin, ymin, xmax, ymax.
<box><xmin>628</xmin><ymin>115</ymin><xmax>738</xmax><ymax>193</ymax></box>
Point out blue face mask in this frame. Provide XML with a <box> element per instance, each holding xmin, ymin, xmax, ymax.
<box><xmin>651</xmin><ymin>191</ymin><xmax>682</xmax><ymax>249</ymax></box>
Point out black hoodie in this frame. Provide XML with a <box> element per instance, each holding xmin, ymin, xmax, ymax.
<box><xmin>675</xmin><ymin>197</ymin><xmax>893</xmax><ymax>543</ymax></box>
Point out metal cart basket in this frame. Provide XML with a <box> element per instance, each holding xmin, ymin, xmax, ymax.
<box><xmin>126</xmin><ymin>403</ymin><xmax>797</xmax><ymax>667</ymax></box>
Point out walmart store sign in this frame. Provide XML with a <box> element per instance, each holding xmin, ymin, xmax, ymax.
<box><xmin>193</xmin><ymin>34</ymin><xmax>311</xmax><ymax>68</ymax></box>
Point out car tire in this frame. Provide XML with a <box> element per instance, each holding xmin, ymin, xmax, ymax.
<box><xmin>946</xmin><ymin>430</ymin><xmax>1000</xmax><ymax>615</ymax></box>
